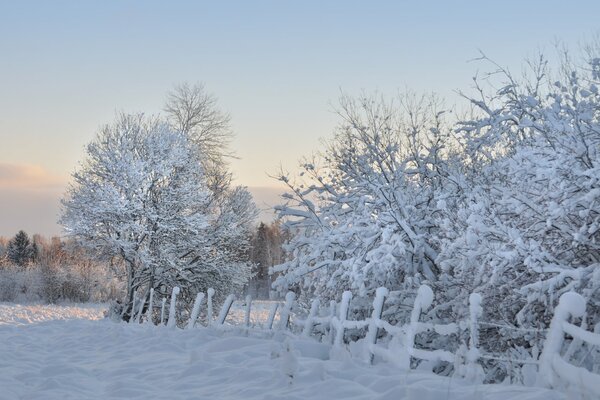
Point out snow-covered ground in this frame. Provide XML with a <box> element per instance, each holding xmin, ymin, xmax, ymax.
<box><xmin>226</xmin><ymin>299</ymin><xmax>282</xmax><ymax>326</ymax></box>
<box><xmin>0</xmin><ymin>302</ymin><xmax>106</xmax><ymax>326</ymax></box>
<box><xmin>0</xmin><ymin>303</ymin><xmax>569</xmax><ymax>400</ymax></box>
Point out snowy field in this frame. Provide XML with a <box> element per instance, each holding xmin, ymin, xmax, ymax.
<box><xmin>0</xmin><ymin>303</ymin><xmax>570</xmax><ymax>400</ymax></box>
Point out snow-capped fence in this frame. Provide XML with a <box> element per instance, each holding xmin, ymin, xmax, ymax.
<box><xmin>536</xmin><ymin>292</ymin><xmax>600</xmax><ymax>394</ymax></box>
<box><xmin>143</xmin><ymin>285</ymin><xmax>599</xmax><ymax>396</ymax></box>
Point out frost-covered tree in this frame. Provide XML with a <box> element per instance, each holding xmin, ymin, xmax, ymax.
<box><xmin>249</xmin><ymin>222</ymin><xmax>288</xmax><ymax>298</ymax></box>
<box><xmin>61</xmin><ymin>113</ymin><xmax>254</xmax><ymax>321</ymax></box>
<box><xmin>164</xmin><ymin>82</ymin><xmax>258</xmax><ymax>279</ymax></box>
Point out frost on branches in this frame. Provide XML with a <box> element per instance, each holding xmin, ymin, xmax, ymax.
<box><xmin>61</xmin><ymin>113</ymin><xmax>255</xmax><ymax>322</ymax></box>
<box><xmin>274</xmin><ymin>50</ymin><xmax>600</xmax><ymax>381</ymax></box>
<box><xmin>273</xmin><ymin>93</ymin><xmax>462</xmax><ymax>322</ymax></box>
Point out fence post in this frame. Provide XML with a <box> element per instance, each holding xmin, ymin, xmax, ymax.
<box><xmin>327</xmin><ymin>300</ymin><xmax>336</xmax><ymax>344</ymax></box>
<box><xmin>166</xmin><ymin>286</ymin><xmax>180</xmax><ymax>328</ymax></box>
<box><xmin>207</xmin><ymin>288</ymin><xmax>215</xmax><ymax>326</ymax></box>
<box><xmin>401</xmin><ymin>285</ymin><xmax>434</xmax><ymax>368</ymax></box>
<box><xmin>244</xmin><ymin>295</ymin><xmax>252</xmax><ymax>328</ymax></box>
<box><xmin>135</xmin><ymin>290</ymin><xmax>146</xmax><ymax>324</ymax></box>
<box><xmin>537</xmin><ymin>292</ymin><xmax>586</xmax><ymax>388</ymax></box>
<box><xmin>266</xmin><ymin>302</ymin><xmax>279</xmax><ymax>330</ymax></box>
<box><xmin>130</xmin><ymin>292</ymin><xmax>138</xmax><ymax>324</ymax></box>
<box><xmin>217</xmin><ymin>294</ymin><xmax>235</xmax><ymax>325</ymax></box>
<box><xmin>160</xmin><ymin>297</ymin><xmax>167</xmax><ymax>325</ymax></box>
<box><xmin>277</xmin><ymin>292</ymin><xmax>296</xmax><ymax>330</ymax></box>
<box><xmin>465</xmin><ymin>292</ymin><xmax>483</xmax><ymax>382</ymax></box>
<box><xmin>146</xmin><ymin>288</ymin><xmax>154</xmax><ymax>325</ymax></box>
<box><xmin>303</xmin><ymin>298</ymin><xmax>321</xmax><ymax>337</ymax></box>
<box><xmin>365</xmin><ymin>287</ymin><xmax>388</xmax><ymax>363</ymax></box>
<box><xmin>187</xmin><ymin>292</ymin><xmax>205</xmax><ymax>329</ymax></box>
<box><xmin>334</xmin><ymin>291</ymin><xmax>352</xmax><ymax>347</ymax></box>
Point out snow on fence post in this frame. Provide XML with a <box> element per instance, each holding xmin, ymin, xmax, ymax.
<box><xmin>130</xmin><ymin>292</ymin><xmax>138</xmax><ymax>323</ymax></box>
<box><xmin>326</xmin><ymin>300</ymin><xmax>336</xmax><ymax>345</ymax></box>
<box><xmin>146</xmin><ymin>288</ymin><xmax>154</xmax><ymax>325</ymax></box>
<box><xmin>266</xmin><ymin>302</ymin><xmax>279</xmax><ymax>330</ymax></box>
<box><xmin>244</xmin><ymin>295</ymin><xmax>252</xmax><ymax>328</ymax></box>
<box><xmin>365</xmin><ymin>287</ymin><xmax>388</xmax><ymax>363</ymax></box>
<box><xmin>217</xmin><ymin>294</ymin><xmax>235</xmax><ymax>325</ymax></box>
<box><xmin>465</xmin><ymin>293</ymin><xmax>483</xmax><ymax>382</ymax></box>
<box><xmin>401</xmin><ymin>285</ymin><xmax>434</xmax><ymax>368</ymax></box>
<box><xmin>302</xmin><ymin>298</ymin><xmax>321</xmax><ymax>337</ymax></box>
<box><xmin>207</xmin><ymin>288</ymin><xmax>215</xmax><ymax>327</ymax></box>
<box><xmin>537</xmin><ymin>292</ymin><xmax>587</xmax><ymax>388</ymax></box>
<box><xmin>166</xmin><ymin>286</ymin><xmax>180</xmax><ymax>328</ymax></box>
<box><xmin>277</xmin><ymin>292</ymin><xmax>296</xmax><ymax>330</ymax></box>
<box><xmin>334</xmin><ymin>291</ymin><xmax>352</xmax><ymax>347</ymax></box>
<box><xmin>186</xmin><ymin>292</ymin><xmax>205</xmax><ymax>330</ymax></box>
<box><xmin>563</xmin><ymin>313</ymin><xmax>587</xmax><ymax>361</ymax></box>
<box><xmin>135</xmin><ymin>290</ymin><xmax>147</xmax><ymax>324</ymax></box>
<box><xmin>160</xmin><ymin>297</ymin><xmax>167</xmax><ymax>325</ymax></box>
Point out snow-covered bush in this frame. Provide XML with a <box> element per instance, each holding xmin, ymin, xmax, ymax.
<box><xmin>273</xmin><ymin>93</ymin><xmax>463</xmax><ymax>320</ymax></box>
<box><xmin>0</xmin><ymin>261</ymin><xmax>117</xmax><ymax>303</ymax></box>
<box><xmin>274</xmin><ymin>47</ymin><xmax>600</xmax><ymax>382</ymax></box>
<box><xmin>439</xmin><ymin>52</ymin><xmax>600</xmax><ymax>373</ymax></box>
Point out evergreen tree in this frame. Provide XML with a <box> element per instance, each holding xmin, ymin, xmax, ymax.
<box><xmin>7</xmin><ymin>230</ymin><xmax>34</xmax><ymax>266</ymax></box>
<box><xmin>252</xmin><ymin>223</ymin><xmax>271</xmax><ymax>282</ymax></box>
<box><xmin>248</xmin><ymin>222</ymin><xmax>287</xmax><ymax>298</ymax></box>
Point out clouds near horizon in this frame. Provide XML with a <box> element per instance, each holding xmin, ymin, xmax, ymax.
<box><xmin>0</xmin><ymin>163</ymin><xmax>65</xmax><ymax>237</ymax></box>
<box><xmin>0</xmin><ymin>162</ymin><xmax>65</xmax><ymax>190</ymax></box>
<box><xmin>0</xmin><ymin>162</ymin><xmax>284</xmax><ymax>237</ymax></box>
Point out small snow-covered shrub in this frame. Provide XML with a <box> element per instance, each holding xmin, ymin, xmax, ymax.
<box><xmin>0</xmin><ymin>262</ymin><xmax>120</xmax><ymax>303</ymax></box>
<box><xmin>0</xmin><ymin>268</ymin><xmax>19</xmax><ymax>302</ymax></box>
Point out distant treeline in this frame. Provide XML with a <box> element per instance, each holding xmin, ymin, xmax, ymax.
<box><xmin>0</xmin><ymin>222</ymin><xmax>288</xmax><ymax>303</ymax></box>
<box><xmin>0</xmin><ymin>231</ymin><xmax>122</xmax><ymax>303</ymax></box>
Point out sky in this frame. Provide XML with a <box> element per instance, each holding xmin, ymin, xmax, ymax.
<box><xmin>0</xmin><ymin>0</ymin><xmax>599</xmax><ymax>237</ymax></box>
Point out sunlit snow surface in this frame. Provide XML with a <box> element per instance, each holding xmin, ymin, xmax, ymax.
<box><xmin>0</xmin><ymin>303</ymin><xmax>567</xmax><ymax>400</ymax></box>
<box><xmin>0</xmin><ymin>302</ymin><xmax>106</xmax><ymax>326</ymax></box>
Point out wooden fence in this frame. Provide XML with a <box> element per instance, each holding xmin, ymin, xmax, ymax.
<box><xmin>134</xmin><ymin>285</ymin><xmax>600</xmax><ymax>396</ymax></box>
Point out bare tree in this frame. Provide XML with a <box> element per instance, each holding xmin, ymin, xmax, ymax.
<box><xmin>164</xmin><ymin>82</ymin><xmax>255</xmax><ymax>217</ymax></box>
<box><xmin>164</xmin><ymin>82</ymin><xmax>233</xmax><ymax>163</ymax></box>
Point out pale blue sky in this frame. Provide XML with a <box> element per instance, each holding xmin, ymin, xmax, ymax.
<box><xmin>0</xmin><ymin>0</ymin><xmax>599</xmax><ymax>236</ymax></box>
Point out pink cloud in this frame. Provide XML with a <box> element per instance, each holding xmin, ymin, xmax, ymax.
<box><xmin>0</xmin><ymin>162</ymin><xmax>66</xmax><ymax>190</ymax></box>
<box><xmin>0</xmin><ymin>163</ymin><xmax>66</xmax><ymax>237</ymax></box>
